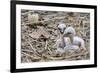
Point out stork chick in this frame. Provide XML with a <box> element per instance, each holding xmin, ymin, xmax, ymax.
<box><xmin>63</xmin><ymin>27</ymin><xmax>86</xmax><ymax>51</ymax></box>
<box><xmin>55</xmin><ymin>23</ymin><xmax>67</xmax><ymax>55</ymax></box>
<box><xmin>56</xmin><ymin>23</ymin><xmax>66</xmax><ymax>48</ymax></box>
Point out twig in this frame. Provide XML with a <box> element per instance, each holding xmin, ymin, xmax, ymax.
<box><xmin>21</xmin><ymin>49</ymin><xmax>34</xmax><ymax>53</ymax></box>
<box><xmin>47</xmin><ymin>47</ymin><xmax>52</xmax><ymax>54</ymax></box>
<box><xmin>48</xmin><ymin>56</ymin><xmax>65</xmax><ymax>60</ymax></box>
<box><xmin>24</xmin><ymin>35</ymin><xmax>42</xmax><ymax>57</ymax></box>
<box><xmin>45</xmin><ymin>51</ymin><xmax>89</xmax><ymax>60</ymax></box>
<box><xmin>45</xmin><ymin>40</ymin><xmax>48</xmax><ymax>50</ymax></box>
<box><xmin>65</xmin><ymin>51</ymin><xmax>89</xmax><ymax>59</ymax></box>
<box><xmin>22</xmin><ymin>52</ymin><xmax>41</xmax><ymax>60</ymax></box>
<box><xmin>24</xmin><ymin>35</ymin><xmax>36</xmax><ymax>51</ymax></box>
<box><xmin>27</xmin><ymin>41</ymin><xmax>36</xmax><ymax>51</ymax></box>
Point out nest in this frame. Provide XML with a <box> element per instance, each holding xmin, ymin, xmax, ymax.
<box><xmin>21</xmin><ymin>10</ymin><xmax>90</xmax><ymax>63</ymax></box>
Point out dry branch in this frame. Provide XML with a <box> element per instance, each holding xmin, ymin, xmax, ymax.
<box><xmin>22</xmin><ymin>52</ymin><xmax>41</xmax><ymax>60</ymax></box>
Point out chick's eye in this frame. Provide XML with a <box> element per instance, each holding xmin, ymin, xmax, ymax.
<box><xmin>58</xmin><ymin>28</ymin><xmax>61</xmax><ymax>30</ymax></box>
<box><xmin>64</xmin><ymin>28</ymin><xmax>66</xmax><ymax>30</ymax></box>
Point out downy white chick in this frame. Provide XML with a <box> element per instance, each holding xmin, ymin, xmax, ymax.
<box><xmin>63</xmin><ymin>27</ymin><xmax>86</xmax><ymax>51</ymax></box>
<box><xmin>55</xmin><ymin>23</ymin><xmax>67</xmax><ymax>54</ymax></box>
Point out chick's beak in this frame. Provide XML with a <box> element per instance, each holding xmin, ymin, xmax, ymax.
<box><xmin>60</xmin><ymin>30</ymin><xmax>64</xmax><ymax>34</ymax></box>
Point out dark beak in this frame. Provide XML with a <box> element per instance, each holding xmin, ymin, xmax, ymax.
<box><xmin>60</xmin><ymin>31</ymin><xmax>64</xmax><ymax>34</ymax></box>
